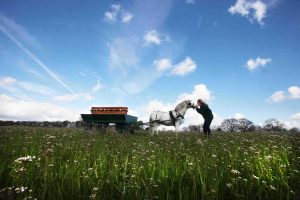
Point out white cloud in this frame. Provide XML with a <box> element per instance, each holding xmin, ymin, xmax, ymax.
<box><xmin>267</xmin><ymin>85</ymin><xmax>300</xmax><ymax>103</ymax></box>
<box><xmin>104</xmin><ymin>11</ymin><xmax>117</xmax><ymax>22</ymax></box>
<box><xmin>251</xmin><ymin>0</ymin><xmax>267</xmax><ymax>23</ymax></box>
<box><xmin>185</xmin><ymin>0</ymin><xmax>195</xmax><ymax>4</ymax></box>
<box><xmin>245</xmin><ymin>57</ymin><xmax>271</xmax><ymax>71</ymax></box>
<box><xmin>154</xmin><ymin>58</ymin><xmax>172</xmax><ymax>71</ymax></box>
<box><xmin>284</xmin><ymin>113</ymin><xmax>300</xmax><ymax>129</ymax></box>
<box><xmin>104</xmin><ymin>4</ymin><xmax>133</xmax><ymax>24</ymax></box>
<box><xmin>288</xmin><ymin>86</ymin><xmax>300</xmax><ymax>99</ymax></box>
<box><xmin>17</xmin><ymin>81</ymin><xmax>55</xmax><ymax>96</ymax></box>
<box><xmin>233</xmin><ymin>113</ymin><xmax>245</xmax><ymax>119</ymax></box>
<box><xmin>111</xmin><ymin>4</ymin><xmax>121</xmax><ymax>12</ymax></box>
<box><xmin>0</xmin><ymin>76</ymin><xmax>16</xmax><ymax>89</ymax></box>
<box><xmin>122</xmin><ymin>12</ymin><xmax>133</xmax><ymax>24</ymax></box>
<box><xmin>55</xmin><ymin>93</ymin><xmax>94</xmax><ymax>102</ymax></box>
<box><xmin>143</xmin><ymin>30</ymin><xmax>161</xmax><ymax>45</ymax></box>
<box><xmin>177</xmin><ymin>84</ymin><xmax>213</xmax><ymax>103</ymax></box>
<box><xmin>0</xmin><ymin>76</ymin><xmax>55</xmax><ymax>96</ymax></box>
<box><xmin>0</xmin><ymin>94</ymin><xmax>84</xmax><ymax>121</ymax></box>
<box><xmin>267</xmin><ymin>91</ymin><xmax>286</xmax><ymax>102</ymax></box>
<box><xmin>228</xmin><ymin>0</ymin><xmax>268</xmax><ymax>25</ymax></box>
<box><xmin>291</xmin><ymin>113</ymin><xmax>300</xmax><ymax>121</ymax></box>
<box><xmin>118</xmin><ymin>56</ymin><xmax>197</xmax><ymax>95</ymax></box>
<box><xmin>143</xmin><ymin>30</ymin><xmax>170</xmax><ymax>46</ymax></box>
<box><xmin>170</xmin><ymin>57</ymin><xmax>197</xmax><ymax>76</ymax></box>
<box><xmin>104</xmin><ymin>4</ymin><xmax>120</xmax><ymax>22</ymax></box>
<box><xmin>91</xmin><ymin>80</ymin><xmax>103</xmax><ymax>93</ymax></box>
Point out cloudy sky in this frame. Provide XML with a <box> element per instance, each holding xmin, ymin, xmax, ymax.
<box><xmin>0</xmin><ymin>0</ymin><xmax>299</xmax><ymax>129</ymax></box>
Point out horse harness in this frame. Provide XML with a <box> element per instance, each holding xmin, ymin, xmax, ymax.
<box><xmin>169</xmin><ymin>110</ymin><xmax>184</xmax><ymax>126</ymax></box>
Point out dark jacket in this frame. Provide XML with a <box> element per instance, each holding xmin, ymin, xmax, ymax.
<box><xmin>196</xmin><ymin>103</ymin><xmax>213</xmax><ymax>120</ymax></box>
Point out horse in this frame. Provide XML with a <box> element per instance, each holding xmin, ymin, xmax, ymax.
<box><xmin>149</xmin><ymin>100</ymin><xmax>196</xmax><ymax>135</ymax></box>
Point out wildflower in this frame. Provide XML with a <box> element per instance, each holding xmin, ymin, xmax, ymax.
<box><xmin>270</xmin><ymin>185</ymin><xmax>276</xmax><ymax>190</ymax></box>
<box><xmin>210</xmin><ymin>189</ymin><xmax>216</xmax><ymax>193</ymax></box>
<box><xmin>196</xmin><ymin>139</ymin><xmax>203</xmax><ymax>146</ymax></box>
<box><xmin>188</xmin><ymin>162</ymin><xmax>193</xmax><ymax>166</ymax></box>
<box><xmin>15</xmin><ymin>156</ymin><xmax>36</xmax><ymax>163</ymax></box>
<box><xmin>264</xmin><ymin>155</ymin><xmax>272</xmax><ymax>160</ymax></box>
<box><xmin>252</xmin><ymin>175</ymin><xmax>259</xmax><ymax>180</ymax></box>
<box><xmin>226</xmin><ymin>183</ymin><xmax>232</xmax><ymax>188</ymax></box>
<box><xmin>93</xmin><ymin>187</ymin><xmax>99</xmax><ymax>191</ymax></box>
<box><xmin>16</xmin><ymin>167</ymin><xmax>26</xmax><ymax>173</ymax></box>
<box><xmin>89</xmin><ymin>193</ymin><xmax>96</xmax><ymax>199</ymax></box>
<box><xmin>231</xmin><ymin>169</ymin><xmax>240</xmax><ymax>175</ymax></box>
<box><xmin>15</xmin><ymin>186</ymin><xmax>28</xmax><ymax>193</ymax></box>
<box><xmin>290</xmin><ymin>190</ymin><xmax>295</xmax><ymax>195</ymax></box>
<box><xmin>212</xmin><ymin>154</ymin><xmax>217</xmax><ymax>158</ymax></box>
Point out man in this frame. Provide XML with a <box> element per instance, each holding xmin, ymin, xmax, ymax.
<box><xmin>195</xmin><ymin>99</ymin><xmax>213</xmax><ymax>136</ymax></box>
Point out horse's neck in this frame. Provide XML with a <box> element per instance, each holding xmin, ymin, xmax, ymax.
<box><xmin>176</xmin><ymin>106</ymin><xmax>188</xmax><ymax>116</ymax></box>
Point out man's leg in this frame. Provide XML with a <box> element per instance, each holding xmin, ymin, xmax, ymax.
<box><xmin>203</xmin><ymin>121</ymin><xmax>208</xmax><ymax>136</ymax></box>
<box><xmin>203</xmin><ymin>118</ymin><xmax>213</xmax><ymax>137</ymax></box>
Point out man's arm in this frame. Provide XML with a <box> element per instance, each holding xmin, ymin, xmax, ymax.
<box><xmin>196</xmin><ymin>107</ymin><xmax>202</xmax><ymax>113</ymax></box>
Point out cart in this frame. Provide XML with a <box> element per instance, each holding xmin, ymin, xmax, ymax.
<box><xmin>81</xmin><ymin>107</ymin><xmax>138</xmax><ymax>133</ymax></box>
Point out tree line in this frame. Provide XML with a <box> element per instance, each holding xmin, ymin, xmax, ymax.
<box><xmin>185</xmin><ymin>118</ymin><xmax>299</xmax><ymax>133</ymax></box>
<box><xmin>0</xmin><ymin>120</ymin><xmax>83</xmax><ymax>128</ymax></box>
<box><xmin>0</xmin><ymin>118</ymin><xmax>299</xmax><ymax>133</ymax></box>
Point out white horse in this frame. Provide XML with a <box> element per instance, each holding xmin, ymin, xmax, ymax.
<box><xmin>149</xmin><ymin>100</ymin><xmax>196</xmax><ymax>135</ymax></box>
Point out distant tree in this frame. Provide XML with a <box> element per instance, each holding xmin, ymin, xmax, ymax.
<box><xmin>263</xmin><ymin>118</ymin><xmax>284</xmax><ymax>131</ymax></box>
<box><xmin>43</xmin><ymin>121</ymin><xmax>50</xmax><ymax>127</ymax></box>
<box><xmin>188</xmin><ymin>124</ymin><xmax>201</xmax><ymax>132</ymax></box>
<box><xmin>237</xmin><ymin>118</ymin><xmax>254</xmax><ymax>132</ymax></box>
<box><xmin>62</xmin><ymin>120</ymin><xmax>70</xmax><ymax>127</ymax></box>
<box><xmin>221</xmin><ymin>118</ymin><xmax>239</xmax><ymax>132</ymax></box>
<box><xmin>211</xmin><ymin>125</ymin><xmax>220</xmax><ymax>132</ymax></box>
<box><xmin>254</xmin><ymin>125</ymin><xmax>263</xmax><ymax>131</ymax></box>
<box><xmin>182</xmin><ymin>127</ymin><xmax>189</xmax><ymax>132</ymax></box>
<box><xmin>290</xmin><ymin>127</ymin><xmax>299</xmax><ymax>133</ymax></box>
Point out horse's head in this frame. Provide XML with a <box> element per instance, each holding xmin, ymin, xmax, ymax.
<box><xmin>185</xmin><ymin>100</ymin><xmax>197</xmax><ymax>109</ymax></box>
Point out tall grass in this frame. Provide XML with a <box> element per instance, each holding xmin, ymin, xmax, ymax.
<box><xmin>0</xmin><ymin>127</ymin><xmax>299</xmax><ymax>199</ymax></box>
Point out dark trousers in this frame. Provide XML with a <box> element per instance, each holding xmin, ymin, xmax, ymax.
<box><xmin>203</xmin><ymin>117</ymin><xmax>213</xmax><ymax>135</ymax></box>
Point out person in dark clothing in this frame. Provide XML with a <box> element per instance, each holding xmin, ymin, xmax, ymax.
<box><xmin>195</xmin><ymin>99</ymin><xmax>213</xmax><ymax>136</ymax></box>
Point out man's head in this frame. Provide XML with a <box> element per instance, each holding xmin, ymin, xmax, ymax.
<box><xmin>197</xmin><ymin>99</ymin><xmax>203</xmax><ymax>106</ymax></box>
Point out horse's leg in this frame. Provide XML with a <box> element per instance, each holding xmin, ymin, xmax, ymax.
<box><xmin>174</xmin><ymin>121</ymin><xmax>180</xmax><ymax>137</ymax></box>
<box><xmin>155</xmin><ymin>123</ymin><xmax>158</xmax><ymax>135</ymax></box>
<box><xmin>149</xmin><ymin>124</ymin><xmax>154</xmax><ymax>136</ymax></box>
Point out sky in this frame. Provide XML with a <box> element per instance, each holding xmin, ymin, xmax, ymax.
<box><xmin>0</xmin><ymin>0</ymin><xmax>299</xmax><ymax>129</ymax></box>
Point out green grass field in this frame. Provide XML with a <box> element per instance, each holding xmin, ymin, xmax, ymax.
<box><xmin>0</xmin><ymin>127</ymin><xmax>299</xmax><ymax>199</ymax></box>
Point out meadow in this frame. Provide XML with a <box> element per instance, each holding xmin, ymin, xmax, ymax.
<box><xmin>0</xmin><ymin>127</ymin><xmax>299</xmax><ymax>200</ymax></box>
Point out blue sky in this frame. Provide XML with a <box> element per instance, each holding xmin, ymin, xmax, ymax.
<box><xmin>0</xmin><ymin>0</ymin><xmax>299</xmax><ymax>129</ymax></box>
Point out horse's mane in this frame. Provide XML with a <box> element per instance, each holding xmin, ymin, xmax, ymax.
<box><xmin>175</xmin><ymin>100</ymin><xmax>188</xmax><ymax>111</ymax></box>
